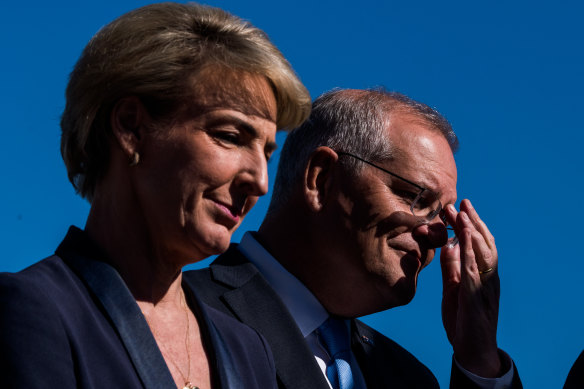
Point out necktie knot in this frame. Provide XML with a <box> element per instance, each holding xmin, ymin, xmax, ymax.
<box><xmin>317</xmin><ymin>317</ymin><xmax>354</xmax><ymax>389</ymax></box>
<box><xmin>318</xmin><ymin>317</ymin><xmax>351</xmax><ymax>358</ymax></box>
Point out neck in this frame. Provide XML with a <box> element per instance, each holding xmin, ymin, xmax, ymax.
<box><xmin>258</xmin><ymin>206</ymin><xmax>367</xmax><ymax>318</ymax></box>
<box><xmin>257</xmin><ymin>208</ymin><xmax>327</xmax><ymax>293</ymax></box>
<box><xmin>85</xmin><ymin>186</ymin><xmax>185</xmax><ymax>305</ymax></box>
<box><xmin>257</xmin><ymin>208</ymin><xmax>302</xmax><ymax>265</ymax></box>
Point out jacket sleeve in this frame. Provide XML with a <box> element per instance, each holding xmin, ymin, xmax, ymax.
<box><xmin>450</xmin><ymin>351</ymin><xmax>523</xmax><ymax>389</ymax></box>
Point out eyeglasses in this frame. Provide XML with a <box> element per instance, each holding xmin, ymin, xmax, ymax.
<box><xmin>336</xmin><ymin>151</ymin><xmax>458</xmax><ymax>245</ymax></box>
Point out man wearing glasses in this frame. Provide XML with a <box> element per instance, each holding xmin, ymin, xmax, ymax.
<box><xmin>185</xmin><ymin>89</ymin><xmax>522</xmax><ymax>388</ymax></box>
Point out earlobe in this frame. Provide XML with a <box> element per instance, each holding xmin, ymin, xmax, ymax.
<box><xmin>304</xmin><ymin>147</ymin><xmax>338</xmax><ymax>212</ymax></box>
<box><xmin>110</xmin><ymin>96</ymin><xmax>146</xmax><ymax>158</ymax></box>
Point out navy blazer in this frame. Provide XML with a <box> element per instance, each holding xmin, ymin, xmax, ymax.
<box><xmin>0</xmin><ymin>227</ymin><xmax>277</xmax><ymax>389</ymax></box>
<box><xmin>185</xmin><ymin>244</ymin><xmax>523</xmax><ymax>389</ymax></box>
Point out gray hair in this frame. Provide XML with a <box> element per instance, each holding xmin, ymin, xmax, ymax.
<box><xmin>61</xmin><ymin>2</ymin><xmax>311</xmax><ymax>201</ymax></box>
<box><xmin>268</xmin><ymin>88</ymin><xmax>458</xmax><ymax>212</ymax></box>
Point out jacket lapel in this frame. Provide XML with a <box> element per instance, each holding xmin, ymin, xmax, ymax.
<box><xmin>182</xmin><ymin>284</ymin><xmax>241</xmax><ymax>389</ymax></box>
<box><xmin>351</xmin><ymin>320</ymin><xmax>440</xmax><ymax>389</ymax></box>
<box><xmin>351</xmin><ymin>319</ymin><xmax>389</xmax><ymax>389</ymax></box>
<box><xmin>209</xmin><ymin>248</ymin><xmax>330</xmax><ymax>389</ymax></box>
<box><xmin>58</xmin><ymin>228</ymin><xmax>175</xmax><ymax>389</ymax></box>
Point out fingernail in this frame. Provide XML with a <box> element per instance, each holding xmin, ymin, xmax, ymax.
<box><xmin>460</xmin><ymin>212</ymin><xmax>469</xmax><ymax>221</ymax></box>
<box><xmin>447</xmin><ymin>204</ymin><xmax>456</xmax><ymax>212</ymax></box>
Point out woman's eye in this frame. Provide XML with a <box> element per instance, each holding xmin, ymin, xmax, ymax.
<box><xmin>215</xmin><ymin>131</ymin><xmax>240</xmax><ymax>144</ymax></box>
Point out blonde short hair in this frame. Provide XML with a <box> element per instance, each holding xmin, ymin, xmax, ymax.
<box><xmin>61</xmin><ymin>2</ymin><xmax>311</xmax><ymax>201</ymax></box>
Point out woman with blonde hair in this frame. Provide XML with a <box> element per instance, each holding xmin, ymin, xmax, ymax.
<box><xmin>0</xmin><ymin>3</ymin><xmax>310</xmax><ymax>388</ymax></box>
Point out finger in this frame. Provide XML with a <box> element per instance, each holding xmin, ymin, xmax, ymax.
<box><xmin>458</xmin><ymin>213</ymin><xmax>479</xmax><ymax>276</ymax></box>
<box><xmin>440</xmin><ymin>239</ymin><xmax>461</xmax><ymax>286</ymax></box>
<box><xmin>443</xmin><ymin>203</ymin><xmax>459</xmax><ymax>230</ymax></box>
<box><xmin>440</xmin><ymin>206</ymin><xmax>462</xmax><ymax>286</ymax></box>
<box><xmin>460</xmin><ymin>199</ymin><xmax>497</xmax><ymax>254</ymax></box>
<box><xmin>443</xmin><ymin>204</ymin><xmax>462</xmax><ymax>246</ymax></box>
<box><xmin>469</xmin><ymin>227</ymin><xmax>497</xmax><ymax>275</ymax></box>
<box><xmin>458</xmin><ymin>211</ymin><xmax>497</xmax><ymax>280</ymax></box>
<box><xmin>460</xmin><ymin>200</ymin><xmax>498</xmax><ymax>272</ymax></box>
<box><xmin>440</xmin><ymin>242</ymin><xmax>461</xmax><ymax>345</ymax></box>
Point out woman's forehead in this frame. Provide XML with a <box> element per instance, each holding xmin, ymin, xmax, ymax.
<box><xmin>186</xmin><ymin>68</ymin><xmax>277</xmax><ymax>122</ymax></box>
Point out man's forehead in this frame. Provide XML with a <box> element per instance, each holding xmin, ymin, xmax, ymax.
<box><xmin>186</xmin><ymin>67</ymin><xmax>276</xmax><ymax>121</ymax></box>
<box><xmin>386</xmin><ymin>111</ymin><xmax>453</xmax><ymax>155</ymax></box>
<box><xmin>382</xmin><ymin>112</ymin><xmax>457</xmax><ymax>201</ymax></box>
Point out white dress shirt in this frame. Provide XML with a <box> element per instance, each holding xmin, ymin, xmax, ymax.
<box><xmin>239</xmin><ymin>231</ymin><xmax>514</xmax><ymax>389</ymax></box>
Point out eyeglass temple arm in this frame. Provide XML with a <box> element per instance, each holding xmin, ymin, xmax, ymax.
<box><xmin>335</xmin><ymin>151</ymin><xmax>426</xmax><ymax>191</ymax></box>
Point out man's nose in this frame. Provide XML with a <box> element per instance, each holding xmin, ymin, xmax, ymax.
<box><xmin>412</xmin><ymin>221</ymin><xmax>449</xmax><ymax>248</ymax></box>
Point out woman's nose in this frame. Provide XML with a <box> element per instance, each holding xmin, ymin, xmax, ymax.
<box><xmin>236</xmin><ymin>153</ymin><xmax>269</xmax><ymax>197</ymax></box>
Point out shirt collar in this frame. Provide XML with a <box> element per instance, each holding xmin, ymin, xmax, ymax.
<box><xmin>239</xmin><ymin>231</ymin><xmax>329</xmax><ymax>337</ymax></box>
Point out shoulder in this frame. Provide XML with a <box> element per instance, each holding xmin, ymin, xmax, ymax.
<box><xmin>2</xmin><ymin>254</ymin><xmax>71</xmax><ymax>282</ymax></box>
<box><xmin>0</xmin><ymin>254</ymin><xmax>88</xmax><ymax>335</ymax></box>
<box><xmin>0</xmin><ymin>255</ymin><xmax>92</xmax><ymax>319</ymax></box>
<box><xmin>353</xmin><ymin>319</ymin><xmax>439</xmax><ymax>387</ymax></box>
<box><xmin>0</xmin><ymin>255</ymin><xmax>76</xmax><ymax>311</ymax></box>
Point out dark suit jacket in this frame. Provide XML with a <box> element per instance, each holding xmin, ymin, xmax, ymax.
<box><xmin>565</xmin><ymin>350</ymin><xmax>584</xmax><ymax>388</ymax></box>
<box><xmin>185</xmin><ymin>244</ymin><xmax>523</xmax><ymax>389</ymax></box>
<box><xmin>0</xmin><ymin>227</ymin><xmax>276</xmax><ymax>389</ymax></box>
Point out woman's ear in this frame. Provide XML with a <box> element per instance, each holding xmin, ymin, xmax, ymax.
<box><xmin>303</xmin><ymin>146</ymin><xmax>339</xmax><ymax>212</ymax></box>
<box><xmin>110</xmin><ymin>96</ymin><xmax>147</xmax><ymax>159</ymax></box>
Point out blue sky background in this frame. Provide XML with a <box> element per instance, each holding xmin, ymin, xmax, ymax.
<box><xmin>1</xmin><ymin>1</ymin><xmax>582</xmax><ymax>387</ymax></box>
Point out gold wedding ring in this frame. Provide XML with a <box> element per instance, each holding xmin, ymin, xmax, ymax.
<box><xmin>479</xmin><ymin>267</ymin><xmax>494</xmax><ymax>275</ymax></box>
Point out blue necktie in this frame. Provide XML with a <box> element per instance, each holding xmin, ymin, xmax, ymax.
<box><xmin>318</xmin><ymin>317</ymin><xmax>354</xmax><ymax>389</ymax></box>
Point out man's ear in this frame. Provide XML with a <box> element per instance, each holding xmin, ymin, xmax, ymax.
<box><xmin>304</xmin><ymin>146</ymin><xmax>338</xmax><ymax>212</ymax></box>
<box><xmin>110</xmin><ymin>96</ymin><xmax>147</xmax><ymax>159</ymax></box>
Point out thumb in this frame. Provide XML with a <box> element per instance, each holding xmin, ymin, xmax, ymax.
<box><xmin>440</xmin><ymin>243</ymin><xmax>461</xmax><ymax>293</ymax></box>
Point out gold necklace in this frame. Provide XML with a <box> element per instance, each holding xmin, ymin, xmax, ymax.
<box><xmin>144</xmin><ymin>293</ymin><xmax>199</xmax><ymax>389</ymax></box>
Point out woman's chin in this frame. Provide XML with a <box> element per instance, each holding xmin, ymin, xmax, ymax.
<box><xmin>181</xmin><ymin>220</ymin><xmax>238</xmax><ymax>263</ymax></box>
<box><xmin>197</xmin><ymin>230</ymin><xmax>233</xmax><ymax>257</ymax></box>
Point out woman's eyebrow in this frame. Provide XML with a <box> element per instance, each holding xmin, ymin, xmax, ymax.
<box><xmin>206</xmin><ymin>114</ymin><xmax>278</xmax><ymax>152</ymax></box>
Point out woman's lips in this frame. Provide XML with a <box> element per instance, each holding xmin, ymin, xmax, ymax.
<box><xmin>213</xmin><ymin>200</ymin><xmax>242</xmax><ymax>224</ymax></box>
